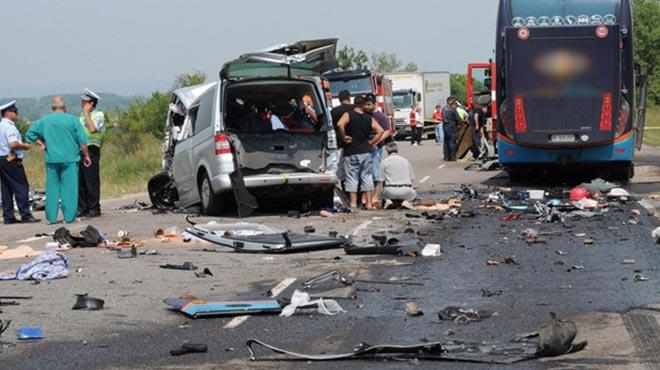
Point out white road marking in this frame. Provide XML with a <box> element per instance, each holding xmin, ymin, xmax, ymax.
<box><xmin>223</xmin><ymin>316</ymin><xmax>249</xmax><ymax>329</ymax></box>
<box><xmin>270</xmin><ymin>277</ymin><xmax>297</xmax><ymax>297</ymax></box>
<box><xmin>223</xmin><ymin>277</ymin><xmax>296</xmax><ymax>329</ymax></box>
<box><xmin>437</xmin><ymin>164</ymin><xmax>446</xmax><ymax>169</ymax></box>
<box><xmin>420</xmin><ymin>175</ymin><xmax>431</xmax><ymax>183</ymax></box>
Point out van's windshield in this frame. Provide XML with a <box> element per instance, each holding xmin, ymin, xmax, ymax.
<box><xmin>509</xmin><ymin>0</ymin><xmax>619</xmax><ymax>26</ymax></box>
<box><xmin>225</xmin><ymin>81</ymin><xmax>326</xmax><ymax>134</ymax></box>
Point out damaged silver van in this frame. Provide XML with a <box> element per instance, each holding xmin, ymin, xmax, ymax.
<box><xmin>148</xmin><ymin>39</ymin><xmax>340</xmax><ymax>216</ymax></box>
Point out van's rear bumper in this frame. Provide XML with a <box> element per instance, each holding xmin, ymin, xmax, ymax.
<box><xmin>498</xmin><ymin>133</ymin><xmax>634</xmax><ymax>165</ymax></box>
<box><xmin>213</xmin><ymin>172</ymin><xmax>337</xmax><ymax>192</ymax></box>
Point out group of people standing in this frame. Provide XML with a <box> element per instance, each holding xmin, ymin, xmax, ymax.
<box><xmin>332</xmin><ymin>90</ymin><xmax>416</xmax><ymax>210</ymax></box>
<box><xmin>436</xmin><ymin>96</ymin><xmax>491</xmax><ymax>162</ymax></box>
<box><xmin>0</xmin><ymin>89</ymin><xmax>106</xmax><ymax>225</ymax></box>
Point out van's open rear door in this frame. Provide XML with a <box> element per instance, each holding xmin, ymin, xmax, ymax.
<box><xmin>220</xmin><ymin>38</ymin><xmax>338</xmax><ymax>80</ymax></box>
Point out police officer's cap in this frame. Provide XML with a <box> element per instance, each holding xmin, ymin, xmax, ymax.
<box><xmin>0</xmin><ymin>100</ymin><xmax>17</xmax><ymax>115</ymax></box>
<box><xmin>81</xmin><ymin>88</ymin><xmax>101</xmax><ymax>102</ymax></box>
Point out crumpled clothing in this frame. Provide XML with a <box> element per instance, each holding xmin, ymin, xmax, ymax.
<box><xmin>0</xmin><ymin>251</ymin><xmax>69</xmax><ymax>281</ymax></box>
<box><xmin>280</xmin><ymin>290</ymin><xmax>346</xmax><ymax>317</ymax></box>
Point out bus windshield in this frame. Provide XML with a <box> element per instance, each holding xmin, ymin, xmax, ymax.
<box><xmin>329</xmin><ymin>76</ymin><xmax>372</xmax><ymax>97</ymax></box>
<box><xmin>393</xmin><ymin>92</ymin><xmax>414</xmax><ymax>110</ymax></box>
<box><xmin>509</xmin><ymin>0</ymin><xmax>619</xmax><ymax>27</ymax></box>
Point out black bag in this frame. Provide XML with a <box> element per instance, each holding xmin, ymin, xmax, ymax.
<box><xmin>53</xmin><ymin>226</ymin><xmax>103</xmax><ymax>248</ymax></box>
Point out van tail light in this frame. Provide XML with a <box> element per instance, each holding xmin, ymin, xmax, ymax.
<box><xmin>215</xmin><ymin>134</ymin><xmax>231</xmax><ymax>155</ymax></box>
<box><xmin>514</xmin><ymin>95</ymin><xmax>527</xmax><ymax>133</ymax></box>
<box><xmin>599</xmin><ymin>92</ymin><xmax>613</xmax><ymax>131</ymax></box>
<box><xmin>615</xmin><ymin>96</ymin><xmax>630</xmax><ymax>137</ymax></box>
<box><xmin>327</xmin><ymin>130</ymin><xmax>338</xmax><ymax>150</ymax></box>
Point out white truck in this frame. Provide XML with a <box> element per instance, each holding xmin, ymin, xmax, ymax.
<box><xmin>386</xmin><ymin>71</ymin><xmax>451</xmax><ymax>139</ymax></box>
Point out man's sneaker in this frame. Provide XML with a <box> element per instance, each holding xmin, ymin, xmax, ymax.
<box><xmin>3</xmin><ymin>218</ymin><xmax>19</xmax><ymax>225</ymax></box>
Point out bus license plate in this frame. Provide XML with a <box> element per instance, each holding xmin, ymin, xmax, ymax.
<box><xmin>550</xmin><ymin>134</ymin><xmax>576</xmax><ymax>143</ymax></box>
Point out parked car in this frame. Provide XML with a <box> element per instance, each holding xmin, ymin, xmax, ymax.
<box><xmin>148</xmin><ymin>39</ymin><xmax>340</xmax><ymax>215</ymax></box>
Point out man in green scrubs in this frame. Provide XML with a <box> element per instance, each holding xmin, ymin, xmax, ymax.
<box><xmin>26</xmin><ymin>96</ymin><xmax>91</xmax><ymax>224</ymax></box>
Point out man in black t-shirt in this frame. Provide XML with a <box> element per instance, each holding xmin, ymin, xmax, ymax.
<box><xmin>331</xmin><ymin>90</ymin><xmax>353</xmax><ymax>184</ymax></box>
<box><xmin>336</xmin><ymin>95</ymin><xmax>385</xmax><ymax>210</ymax></box>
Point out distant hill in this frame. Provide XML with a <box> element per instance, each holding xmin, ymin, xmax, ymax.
<box><xmin>1</xmin><ymin>93</ymin><xmax>143</xmax><ymax>122</ymax></box>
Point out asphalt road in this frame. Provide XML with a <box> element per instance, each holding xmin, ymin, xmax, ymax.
<box><xmin>1</xmin><ymin>141</ymin><xmax>659</xmax><ymax>369</ymax></box>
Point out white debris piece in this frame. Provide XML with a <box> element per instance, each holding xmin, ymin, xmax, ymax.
<box><xmin>280</xmin><ymin>290</ymin><xmax>346</xmax><ymax>317</ymax></box>
<box><xmin>421</xmin><ymin>244</ymin><xmax>442</xmax><ymax>257</ymax></box>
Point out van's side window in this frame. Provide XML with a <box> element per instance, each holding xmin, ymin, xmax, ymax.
<box><xmin>195</xmin><ymin>91</ymin><xmax>214</xmax><ymax>135</ymax></box>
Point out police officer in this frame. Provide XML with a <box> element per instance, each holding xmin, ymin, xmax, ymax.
<box><xmin>0</xmin><ymin>101</ymin><xmax>39</xmax><ymax>224</ymax></box>
<box><xmin>78</xmin><ymin>89</ymin><xmax>106</xmax><ymax>218</ymax></box>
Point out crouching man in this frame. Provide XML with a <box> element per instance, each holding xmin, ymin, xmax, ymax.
<box><xmin>380</xmin><ymin>142</ymin><xmax>416</xmax><ymax>203</ymax></box>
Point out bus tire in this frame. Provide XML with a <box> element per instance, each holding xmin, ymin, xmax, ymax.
<box><xmin>507</xmin><ymin>167</ymin><xmax>526</xmax><ymax>183</ymax></box>
<box><xmin>610</xmin><ymin>162</ymin><xmax>634</xmax><ymax>183</ymax></box>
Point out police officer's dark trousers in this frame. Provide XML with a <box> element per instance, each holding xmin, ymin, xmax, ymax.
<box><xmin>443</xmin><ymin>124</ymin><xmax>458</xmax><ymax>161</ymax></box>
<box><xmin>0</xmin><ymin>157</ymin><xmax>31</xmax><ymax>222</ymax></box>
<box><xmin>78</xmin><ymin>146</ymin><xmax>101</xmax><ymax>216</ymax></box>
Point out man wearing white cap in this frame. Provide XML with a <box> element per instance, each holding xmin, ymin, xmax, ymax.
<box><xmin>0</xmin><ymin>101</ymin><xmax>39</xmax><ymax>224</ymax></box>
<box><xmin>78</xmin><ymin>88</ymin><xmax>106</xmax><ymax>217</ymax></box>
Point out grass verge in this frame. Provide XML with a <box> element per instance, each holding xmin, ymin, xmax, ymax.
<box><xmin>644</xmin><ymin>105</ymin><xmax>660</xmax><ymax>147</ymax></box>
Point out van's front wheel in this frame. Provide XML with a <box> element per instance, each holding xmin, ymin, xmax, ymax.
<box><xmin>199</xmin><ymin>172</ymin><xmax>222</xmax><ymax>216</ymax></box>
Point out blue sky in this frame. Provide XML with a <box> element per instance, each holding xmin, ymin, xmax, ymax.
<box><xmin>1</xmin><ymin>0</ymin><xmax>498</xmax><ymax>97</ymax></box>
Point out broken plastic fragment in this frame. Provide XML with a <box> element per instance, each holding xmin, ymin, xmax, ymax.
<box><xmin>280</xmin><ymin>290</ymin><xmax>346</xmax><ymax>317</ymax></box>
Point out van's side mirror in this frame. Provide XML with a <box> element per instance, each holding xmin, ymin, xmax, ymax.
<box><xmin>416</xmin><ymin>94</ymin><xmax>421</xmax><ymax>102</ymax></box>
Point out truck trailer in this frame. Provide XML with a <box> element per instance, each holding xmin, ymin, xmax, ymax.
<box><xmin>387</xmin><ymin>71</ymin><xmax>451</xmax><ymax>139</ymax></box>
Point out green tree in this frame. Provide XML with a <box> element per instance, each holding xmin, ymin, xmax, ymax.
<box><xmin>370</xmin><ymin>52</ymin><xmax>403</xmax><ymax>73</ymax></box>
<box><xmin>403</xmin><ymin>62</ymin><xmax>418</xmax><ymax>72</ymax></box>
<box><xmin>337</xmin><ymin>46</ymin><xmax>369</xmax><ymax>70</ymax></box>
<box><xmin>634</xmin><ymin>0</ymin><xmax>660</xmax><ymax>104</ymax></box>
<box><xmin>172</xmin><ymin>71</ymin><xmax>207</xmax><ymax>90</ymax></box>
<box><xmin>450</xmin><ymin>73</ymin><xmax>468</xmax><ymax>103</ymax></box>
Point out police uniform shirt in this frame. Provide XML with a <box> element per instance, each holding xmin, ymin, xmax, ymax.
<box><xmin>82</xmin><ymin>110</ymin><xmax>105</xmax><ymax>131</ymax></box>
<box><xmin>0</xmin><ymin>118</ymin><xmax>25</xmax><ymax>159</ymax></box>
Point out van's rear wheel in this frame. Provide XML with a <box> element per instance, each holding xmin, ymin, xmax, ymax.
<box><xmin>199</xmin><ymin>172</ymin><xmax>222</xmax><ymax>216</ymax></box>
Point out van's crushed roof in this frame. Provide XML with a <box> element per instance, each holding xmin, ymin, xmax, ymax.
<box><xmin>173</xmin><ymin>82</ymin><xmax>217</xmax><ymax>109</ymax></box>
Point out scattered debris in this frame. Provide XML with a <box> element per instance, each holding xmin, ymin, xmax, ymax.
<box><xmin>486</xmin><ymin>260</ymin><xmax>499</xmax><ymax>266</ymax></box>
<box><xmin>194</xmin><ymin>268</ymin><xmax>214</xmax><ymax>278</ymax></box>
<box><xmin>0</xmin><ymin>251</ymin><xmax>69</xmax><ymax>281</ymax></box>
<box><xmin>634</xmin><ymin>273</ymin><xmax>648</xmax><ymax>282</ymax></box>
<box><xmin>580</xmin><ymin>178</ymin><xmax>618</xmax><ymax>193</ymax></box>
<box><xmin>481</xmin><ymin>289</ymin><xmax>503</xmax><ymax>297</ymax></box>
<box><xmin>437</xmin><ymin>306</ymin><xmax>495</xmax><ymax>324</ymax></box>
<box><xmin>421</xmin><ymin>244</ymin><xmax>442</xmax><ymax>257</ymax></box>
<box><xmin>186</xmin><ymin>221</ymin><xmax>346</xmax><ymax>253</ymax></box>
<box><xmin>72</xmin><ymin>294</ymin><xmax>105</xmax><ymax>310</ymax></box>
<box><xmin>555</xmin><ymin>250</ymin><xmax>567</xmax><ymax>256</ymax></box>
<box><xmin>303</xmin><ymin>271</ymin><xmax>352</xmax><ymax>288</ymax></box>
<box><xmin>537</xmin><ymin>312</ymin><xmax>586</xmax><ymax>357</ymax></box>
<box><xmin>303</xmin><ymin>225</ymin><xmax>316</xmax><ymax>233</ymax></box>
<box><xmin>622</xmin><ymin>259</ymin><xmax>635</xmax><ymax>265</ymax></box>
<box><xmin>504</xmin><ymin>256</ymin><xmax>521</xmax><ymax>265</ymax></box>
<box><xmin>170</xmin><ymin>343</ymin><xmax>208</xmax><ymax>356</ymax></box>
<box><xmin>653</xmin><ymin>227</ymin><xmax>660</xmax><ymax>244</ymax></box>
<box><xmin>159</xmin><ymin>262</ymin><xmax>198</xmax><ymax>271</ymax></box>
<box><xmin>117</xmin><ymin>246</ymin><xmax>138</xmax><ymax>259</ymax></box>
<box><xmin>280</xmin><ymin>290</ymin><xmax>346</xmax><ymax>317</ymax></box>
<box><xmin>405</xmin><ymin>302</ymin><xmax>424</xmax><ymax>316</ymax></box>
<box><xmin>53</xmin><ymin>225</ymin><xmax>104</xmax><ymax>248</ymax></box>
<box><xmin>500</xmin><ymin>213</ymin><xmax>522</xmax><ymax>222</ymax></box>
<box><xmin>164</xmin><ymin>295</ymin><xmax>282</xmax><ymax>318</ymax></box>
<box><xmin>16</xmin><ymin>327</ymin><xmax>43</xmax><ymax>340</ymax></box>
